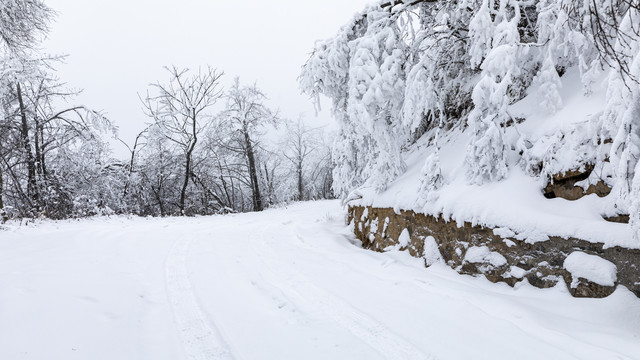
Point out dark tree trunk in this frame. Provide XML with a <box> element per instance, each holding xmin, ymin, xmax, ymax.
<box><xmin>17</xmin><ymin>83</ymin><xmax>39</xmax><ymax>209</ymax></box>
<box><xmin>123</xmin><ymin>129</ymin><xmax>146</xmax><ymax>198</ymax></box>
<box><xmin>151</xmin><ymin>183</ymin><xmax>165</xmax><ymax>217</ymax></box>
<box><xmin>33</xmin><ymin>116</ymin><xmax>44</xmax><ymax>177</ymax></box>
<box><xmin>0</xmin><ymin>165</ymin><xmax>7</xmax><ymax>223</ymax></box>
<box><xmin>297</xmin><ymin>159</ymin><xmax>304</xmax><ymax>201</ymax></box>
<box><xmin>263</xmin><ymin>163</ymin><xmax>272</xmax><ymax>206</ymax></box>
<box><xmin>243</xmin><ymin>126</ymin><xmax>262</xmax><ymax>211</ymax></box>
<box><xmin>179</xmin><ymin>110</ymin><xmax>198</xmax><ymax>215</ymax></box>
<box><xmin>39</xmin><ymin>125</ymin><xmax>48</xmax><ymax>179</ymax></box>
<box><xmin>39</xmin><ymin>121</ymin><xmax>47</xmax><ymax>178</ymax></box>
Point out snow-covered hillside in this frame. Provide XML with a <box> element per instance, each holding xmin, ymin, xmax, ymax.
<box><xmin>1</xmin><ymin>201</ymin><xmax>639</xmax><ymax>359</ymax></box>
<box><xmin>300</xmin><ymin>0</ymin><xmax>640</xmax><ymax>247</ymax></box>
<box><xmin>353</xmin><ymin>66</ymin><xmax>636</xmax><ymax>249</ymax></box>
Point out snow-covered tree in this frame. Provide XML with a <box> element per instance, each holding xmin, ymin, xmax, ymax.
<box><xmin>0</xmin><ymin>54</ymin><xmax>118</xmax><ymax>219</ymax></box>
<box><xmin>217</xmin><ymin>79</ymin><xmax>279</xmax><ymax>212</ymax></box>
<box><xmin>465</xmin><ymin>0</ymin><xmax>522</xmax><ymax>185</ymax></box>
<box><xmin>0</xmin><ymin>0</ymin><xmax>52</xmax><ymax>221</ymax></box>
<box><xmin>302</xmin><ymin>0</ymin><xmax>639</xmax><ymax>196</ymax></box>
<box><xmin>417</xmin><ymin>150</ymin><xmax>444</xmax><ymax>207</ymax></box>
<box><xmin>403</xmin><ymin>1</ymin><xmax>476</xmax><ymax>137</ymax></box>
<box><xmin>598</xmin><ymin>6</ymin><xmax>640</xmax><ymax>239</ymax></box>
<box><xmin>0</xmin><ymin>0</ymin><xmax>52</xmax><ymax>52</ymax></box>
<box><xmin>281</xmin><ymin>117</ymin><xmax>334</xmax><ymax>202</ymax></box>
<box><xmin>142</xmin><ymin>66</ymin><xmax>223</xmax><ymax>215</ymax></box>
<box><xmin>301</xmin><ymin>5</ymin><xmax>411</xmax><ymax>196</ymax></box>
<box><xmin>535</xmin><ymin>52</ymin><xmax>564</xmax><ymax>114</ymax></box>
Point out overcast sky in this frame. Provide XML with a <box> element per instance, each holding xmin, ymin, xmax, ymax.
<box><xmin>43</xmin><ymin>0</ymin><xmax>372</xmax><ymax>157</ymax></box>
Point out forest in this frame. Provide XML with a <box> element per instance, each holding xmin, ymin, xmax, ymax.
<box><xmin>0</xmin><ymin>0</ymin><xmax>334</xmax><ymax>220</ymax></box>
<box><xmin>4</xmin><ymin>0</ymin><xmax>640</xmax><ymax>238</ymax></box>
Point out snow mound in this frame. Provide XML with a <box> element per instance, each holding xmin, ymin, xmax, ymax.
<box><xmin>563</xmin><ymin>252</ymin><xmax>617</xmax><ymax>287</ymax></box>
<box><xmin>423</xmin><ymin>236</ymin><xmax>443</xmax><ymax>266</ymax></box>
<box><xmin>398</xmin><ymin>229</ymin><xmax>410</xmax><ymax>247</ymax></box>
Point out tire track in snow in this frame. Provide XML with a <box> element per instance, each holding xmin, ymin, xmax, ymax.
<box><xmin>165</xmin><ymin>238</ymin><xmax>235</xmax><ymax>360</ymax></box>
<box><xmin>250</xmin><ymin>233</ymin><xmax>435</xmax><ymax>360</ymax></box>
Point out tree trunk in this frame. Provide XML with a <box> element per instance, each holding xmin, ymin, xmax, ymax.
<box><xmin>243</xmin><ymin>126</ymin><xmax>262</xmax><ymax>211</ymax></box>
<box><xmin>179</xmin><ymin>148</ymin><xmax>191</xmax><ymax>215</ymax></box>
<box><xmin>17</xmin><ymin>83</ymin><xmax>39</xmax><ymax>209</ymax></box>
<box><xmin>39</xmin><ymin>123</ymin><xmax>48</xmax><ymax>179</ymax></box>
<box><xmin>179</xmin><ymin>110</ymin><xmax>198</xmax><ymax>215</ymax></box>
<box><xmin>263</xmin><ymin>162</ymin><xmax>276</xmax><ymax>206</ymax></box>
<box><xmin>151</xmin><ymin>183</ymin><xmax>165</xmax><ymax>217</ymax></box>
<box><xmin>123</xmin><ymin>129</ymin><xmax>145</xmax><ymax>198</ymax></box>
<box><xmin>0</xmin><ymin>165</ymin><xmax>7</xmax><ymax>223</ymax></box>
<box><xmin>297</xmin><ymin>159</ymin><xmax>304</xmax><ymax>201</ymax></box>
<box><xmin>33</xmin><ymin>116</ymin><xmax>44</xmax><ymax>177</ymax></box>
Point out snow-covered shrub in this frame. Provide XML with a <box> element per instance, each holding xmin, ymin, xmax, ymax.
<box><xmin>535</xmin><ymin>53</ymin><xmax>564</xmax><ymax>114</ymax></box>
<box><xmin>417</xmin><ymin>151</ymin><xmax>444</xmax><ymax>207</ymax></box>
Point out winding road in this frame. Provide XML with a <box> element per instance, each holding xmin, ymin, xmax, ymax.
<box><xmin>1</xmin><ymin>201</ymin><xmax>639</xmax><ymax>359</ymax></box>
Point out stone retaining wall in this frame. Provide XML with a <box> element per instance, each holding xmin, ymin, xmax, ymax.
<box><xmin>349</xmin><ymin>205</ymin><xmax>640</xmax><ymax>298</ymax></box>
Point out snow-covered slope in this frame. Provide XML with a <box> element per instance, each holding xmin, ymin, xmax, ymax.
<box><xmin>1</xmin><ymin>201</ymin><xmax>639</xmax><ymax>359</ymax></box>
<box><xmin>353</xmin><ymin>67</ymin><xmax>637</xmax><ymax>249</ymax></box>
<box><xmin>300</xmin><ymin>1</ymin><xmax>640</xmax><ymax>250</ymax></box>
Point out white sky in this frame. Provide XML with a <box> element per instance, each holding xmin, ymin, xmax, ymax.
<box><xmin>43</xmin><ymin>0</ymin><xmax>372</xmax><ymax>157</ymax></box>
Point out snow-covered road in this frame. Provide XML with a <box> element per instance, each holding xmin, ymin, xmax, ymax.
<box><xmin>1</xmin><ymin>200</ymin><xmax>639</xmax><ymax>360</ymax></box>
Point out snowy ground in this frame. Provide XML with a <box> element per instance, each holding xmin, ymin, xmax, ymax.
<box><xmin>1</xmin><ymin>200</ymin><xmax>639</xmax><ymax>360</ymax></box>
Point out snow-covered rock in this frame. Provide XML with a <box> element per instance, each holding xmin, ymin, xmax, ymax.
<box><xmin>464</xmin><ymin>246</ymin><xmax>508</xmax><ymax>268</ymax></box>
<box><xmin>564</xmin><ymin>252</ymin><xmax>617</xmax><ymax>287</ymax></box>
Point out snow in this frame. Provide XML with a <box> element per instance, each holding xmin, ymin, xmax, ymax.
<box><xmin>352</xmin><ymin>66</ymin><xmax>639</xmax><ymax>249</ymax></box>
<box><xmin>360</xmin><ymin>207</ymin><xmax>369</xmax><ymax>222</ymax></box>
<box><xmin>369</xmin><ymin>218</ymin><xmax>378</xmax><ymax>233</ymax></box>
<box><xmin>564</xmin><ymin>252</ymin><xmax>618</xmax><ymax>288</ymax></box>
<box><xmin>398</xmin><ymin>228</ymin><xmax>410</xmax><ymax>247</ymax></box>
<box><xmin>493</xmin><ymin>227</ymin><xmax>516</xmax><ymax>238</ymax></box>
<box><xmin>423</xmin><ymin>236</ymin><xmax>443</xmax><ymax>266</ymax></box>
<box><xmin>464</xmin><ymin>246</ymin><xmax>508</xmax><ymax>267</ymax></box>
<box><xmin>509</xmin><ymin>266</ymin><xmax>528</xmax><ymax>279</ymax></box>
<box><xmin>503</xmin><ymin>239</ymin><xmax>517</xmax><ymax>247</ymax></box>
<box><xmin>303</xmin><ymin>1</ymin><xmax>640</xmax><ymax>248</ymax></box>
<box><xmin>1</xmin><ymin>200</ymin><xmax>638</xmax><ymax>360</ymax></box>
